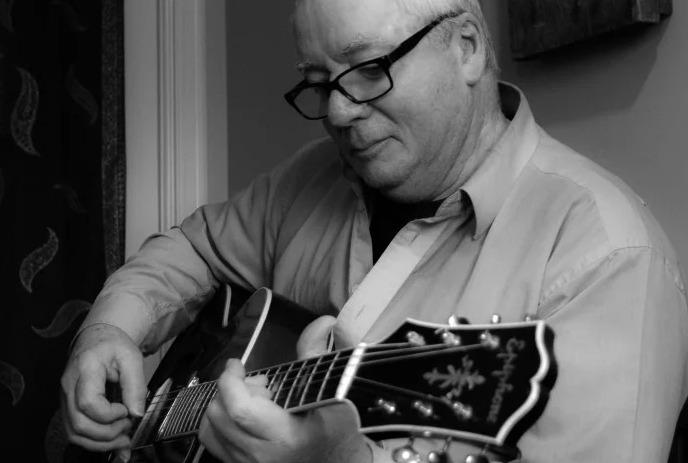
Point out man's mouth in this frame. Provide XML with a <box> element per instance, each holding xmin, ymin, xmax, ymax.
<box><xmin>349</xmin><ymin>137</ymin><xmax>389</xmax><ymax>155</ymax></box>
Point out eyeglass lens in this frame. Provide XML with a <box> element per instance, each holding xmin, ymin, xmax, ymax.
<box><xmin>295</xmin><ymin>62</ymin><xmax>392</xmax><ymax>119</ymax></box>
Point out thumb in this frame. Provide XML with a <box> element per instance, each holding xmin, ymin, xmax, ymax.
<box><xmin>116</xmin><ymin>350</ymin><xmax>146</xmax><ymax>417</ymax></box>
<box><xmin>297</xmin><ymin>315</ymin><xmax>336</xmax><ymax>359</ymax></box>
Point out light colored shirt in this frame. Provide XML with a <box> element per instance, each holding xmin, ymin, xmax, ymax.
<box><xmin>86</xmin><ymin>83</ymin><xmax>688</xmax><ymax>462</ymax></box>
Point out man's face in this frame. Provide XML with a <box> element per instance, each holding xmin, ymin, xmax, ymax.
<box><xmin>293</xmin><ymin>0</ymin><xmax>474</xmax><ymax>202</ymax></box>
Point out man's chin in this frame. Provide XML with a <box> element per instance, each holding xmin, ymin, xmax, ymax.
<box><xmin>357</xmin><ymin>173</ymin><xmax>426</xmax><ymax>203</ymax></box>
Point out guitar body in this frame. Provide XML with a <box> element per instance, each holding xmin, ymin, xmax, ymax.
<box><xmin>67</xmin><ymin>285</ymin><xmax>318</xmax><ymax>463</ymax></box>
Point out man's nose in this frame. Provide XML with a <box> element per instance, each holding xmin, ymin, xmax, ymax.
<box><xmin>326</xmin><ymin>89</ymin><xmax>368</xmax><ymax>127</ymax></box>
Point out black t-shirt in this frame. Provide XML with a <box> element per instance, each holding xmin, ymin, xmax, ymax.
<box><xmin>368</xmin><ymin>191</ymin><xmax>441</xmax><ymax>263</ymax></box>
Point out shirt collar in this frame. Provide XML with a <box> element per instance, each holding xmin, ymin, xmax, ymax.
<box><xmin>460</xmin><ymin>82</ymin><xmax>541</xmax><ymax>239</ymax></box>
<box><xmin>342</xmin><ymin>82</ymin><xmax>540</xmax><ymax>234</ymax></box>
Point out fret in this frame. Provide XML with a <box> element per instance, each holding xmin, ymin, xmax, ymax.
<box><xmin>267</xmin><ymin>365</ymin><xmax>283</xmax><ymax>393</ymax></box>
<box><xmin>299</xmin><ymin>355</ymin><xmax>322</xmax><ymax>406</ymax></box>
<box><xmin>181</xmin><ymin>384</ymin><xmax>205</xmax><ymax>435</ymax></box>
<box><xmin>274</xmin><ymin>362</ymin><xmax>295</xmax><ymax>408</ymax></box>
<box><xmin>158</xmin><ymin>391</ymin><xmax>182</xmax><ymax>439</ymax></box>
<box><xmin>183</xmin><ymin>385</ymin><xmax>201</xmax><ymax>434</ymax></box>
<box><xmin>170</xmin><ymin>394</ymin><xmax>187</xmax><ymax>437</ymax></box>
<box><xmin>316</xmin><ymin>351</ymin><xmax>340</xmax><ymax>402</ymax></box>
<box><xmin>283</xmin><ymin>360</ymin><xmax>307</xmax><ymax>408</ymax></box>
<box><xmin>170</xmin><ymin>388</ymin><xmax>190</xmax><ymax>436</ymax></box>
<box><xmin>180</xmin><ymin>387</ymin><xmax>198</xmax><ymax>435</ymax></box>
<box><xmin>155</xmin><ymin>350</ymin><xmax>360</xmax><ymax>442</ymax></box>
<box><xmin>191</xmin><ymin>382</ymin><xmax>216</xmax><ymax>431</ymax></box>
<box><xmin>156</xmin><ymin>392</ymin><xmax>173</xmax><ymax>439</ymax></box>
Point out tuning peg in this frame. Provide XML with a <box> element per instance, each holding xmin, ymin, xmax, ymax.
<box><xmin>435</xmin><ymin>327</ymin><xmax>462</xmax><ymax>346</ymax></box>
<box><xmin>479</xmin><ymin>331</ymin><xmax>500</xmax><ymax>349</ymax></box>
<box><xmin>490</xmin><ymin>314</ymin><xmax>502</xmax><ymax>324</ymax></box>
<box><xmin>392</xmin><ymin>437</ymin><xmax>422</xmax><ymax>463</ymax></box>
<box><xmin>406</xmin><ymin>331</ymin><xmax>426</xmax><ymax>346</ymax></box>
<box><xmin>427</xmin><ymin>437</ymin><xmax>453</xmax><ymax>463</ymax></box>
<box><xmin>368</xmin><ymin>398</ymin><xmax>397</xmax><ymax>415</ymax></box>
<box><xmin>523</xmin><ymin>313</ymin><xmax>538</xmax><ymax>322</ymax></box>
<box><xmin>464</xmin><ymin>454</ymin><xmax>489</xmax><ymax>463</ymax></box>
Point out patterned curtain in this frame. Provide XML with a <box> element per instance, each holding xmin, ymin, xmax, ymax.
<box><xmin>0</xmin><ymin>0</ymin><xmax>125</xmax><ymax>461</ymax></box>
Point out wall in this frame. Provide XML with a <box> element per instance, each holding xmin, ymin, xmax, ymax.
<box><xmin>226</xmin><ymin>2</ymin><xmax>688</xmax><ymax>269</ymax></box>
<box><xmin>226</xmin><ymin>0</ymin><xmax>325</xmax><ymax>196</ymax></box>
<box><xmin>481</xmin><ymin>1</ymin><xmax>688</xmax><ymax>269</ymax></box>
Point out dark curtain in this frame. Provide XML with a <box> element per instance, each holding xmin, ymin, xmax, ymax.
<box><xmin>0</xmin><ymin>0</ymin><xmax>125</xmax><ymax>461</ymax></box>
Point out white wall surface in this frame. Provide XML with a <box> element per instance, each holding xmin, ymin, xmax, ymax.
<box><xmin>226</xmin><ymin>0</ymin><xmax>325</xmax><ymax>196</ymax></box>
<box><xmin>481</xmin><ymin>1</ymin><xmax>688</xmax><ymax>270</ymax></box>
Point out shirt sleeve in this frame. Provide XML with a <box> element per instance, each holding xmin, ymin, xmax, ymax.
<box><xmin>519</xmin><ymin>245</ymin><xmax>688</xmax><ymax>462</ymax></box>
<box><xmin>80</xmin><ymin>168</ymin><xmax>285</xmax><ymax>354</ymax></box>
<box><xmin>79</xmin><ymin>138</ymin><xmax>335</xmax><ymax>354</ymax></box>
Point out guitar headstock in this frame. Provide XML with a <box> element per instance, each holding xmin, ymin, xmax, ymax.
<box><xmin>346</xmin><ymin>319</ymin><xmax>556</xmax><ymax>447</ymax></box>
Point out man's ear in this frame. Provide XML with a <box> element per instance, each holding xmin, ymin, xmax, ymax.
<box><xmin>455</xmin><ymin>13</ymin><xmax>487</xmax><ymax>85</ymax></box>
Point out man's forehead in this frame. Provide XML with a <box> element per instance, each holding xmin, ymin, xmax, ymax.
<box><xmin>292</xmin><ymin>0</ymin><xmax>413</xmax><ymax>68</ymax></box>
<box><xmin>295</xmin><ymin>34</ymin><xmax>385</xmax><ymax>72</ymax></box>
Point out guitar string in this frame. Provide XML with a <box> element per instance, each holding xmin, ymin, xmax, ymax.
<box><xmin>142</xmin><ymin>342</ymin><xmax>406</xmax><ymax>402</ymax></box>
<box><xmin>136</xmin><ymin>344</ymin><xmax>484</xmax><ymax>418</ymax></box>
<box><xmin>352</xmin><ymin>375</ymin><xmax>462</xmax><ymax>407</ymax></box>
<box><xmin>133</xmin><ymin>377</ymin><xmax>502</xmax><ymax>450</ymax></box>
<box><xmin>136</xmin><ymin>341</ymin><xmax>479</xmax><ymax>407</ymax></box>
<box><xmin>132</xmin><ymin>341</ymin><xmax>488</xmax><ymax>428</ymax></box>
<box><xmin>135</xmin><ymin>343</ymin><xmax>422</xmax><ymax>405</ymax></box>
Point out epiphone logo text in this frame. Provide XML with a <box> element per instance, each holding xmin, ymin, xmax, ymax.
<box><xmin>487</xmin><ymin>337</ymin><xmax>526</xmax><ymax>423</ymax></box>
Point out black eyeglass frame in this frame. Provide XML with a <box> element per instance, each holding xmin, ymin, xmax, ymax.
<box><xmin>284</xmin><ymin>12</ymin><xmax>461</xmax><ymax>120</ymax></box>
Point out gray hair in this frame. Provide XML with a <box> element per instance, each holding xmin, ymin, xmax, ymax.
<box><xmin>395</xmin><ymin>0</ymin><xmax>499</xmax><ymax>73</ymax></box>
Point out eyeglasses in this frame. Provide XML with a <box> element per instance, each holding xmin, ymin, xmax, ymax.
<box><xmin>284</xmin><ymin>12</ymin><xmax>461</xmax><ymax>120</ymax></box>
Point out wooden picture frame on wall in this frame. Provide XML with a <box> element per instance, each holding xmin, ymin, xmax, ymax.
<box><xmin>508</xmin><ymin>0</ymin><xmax>673</xmax><ymax>59</ymax></box>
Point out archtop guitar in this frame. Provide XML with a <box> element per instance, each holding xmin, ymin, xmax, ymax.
<box><xmin>70</xmin><ymin>285</ymin><xmax>557</xmax><ymax>462</ymax></box>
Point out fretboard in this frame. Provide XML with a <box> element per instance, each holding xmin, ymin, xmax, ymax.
<box><xmin>155</xmin><ymin>349</ymin><xmax>354</xmax><ymax>441</ymax></box>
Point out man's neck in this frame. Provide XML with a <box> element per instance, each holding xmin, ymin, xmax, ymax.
<box><xmin>452</xmin><ymin>79</ymin><xmax>510</xmax><ymax>192</ymax></box>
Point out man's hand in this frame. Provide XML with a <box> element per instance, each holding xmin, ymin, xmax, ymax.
<box><xmin>199</xmin><ymin>359</ymin><xmax>372</xmax><ymax>463</ymax></box>
<box><xmin>60</xmin><ymin>323</ymin><xmax>146</xmax><ymax>453</ymax></box>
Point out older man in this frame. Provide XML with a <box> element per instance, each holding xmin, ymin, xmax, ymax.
<box><xmin>61</xmin><ymin>0</ymin><xmax>687</xmax><ymax>461</ymax></box>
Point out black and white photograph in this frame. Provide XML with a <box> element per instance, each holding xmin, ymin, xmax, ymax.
<box><xmin>1</xmin><ymin>1</ymin><xmax>686</xmax><ymax>462</ymax></box>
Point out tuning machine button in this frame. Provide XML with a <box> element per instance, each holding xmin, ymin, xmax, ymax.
<box><xmin>427</xmin><ymin>437</ymin><xmax>453</xmax><ymax>463</ymax></box>
<box><xmin>490</xmin><ymin>314</ymin><xmax>502</xmax><ymax>324</ymax></box>
<box><xmin>392</xmin><ymin>437</ymin><xmax>422</xmax><ymax>463</ymax></box>
<box><xmin>523</xmin><ymin>313</ymin><xmax>538</xmax><ymax>322</ymax></box>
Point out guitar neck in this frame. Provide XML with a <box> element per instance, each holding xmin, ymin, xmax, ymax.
<box><xmin>155</xmin><ymin>348</ymin><xmax>357</xmax><ymax>441</ymax></box>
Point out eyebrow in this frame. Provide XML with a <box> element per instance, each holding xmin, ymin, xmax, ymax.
<box><xmin>341</xmin><ymin>35</ymin><xmax>385</xmax><ymax>56</ymax></box>
<box><xmin>296</xmin><ymin>35</ymin><xmax>387</xmax><ymax>73</ymax></box>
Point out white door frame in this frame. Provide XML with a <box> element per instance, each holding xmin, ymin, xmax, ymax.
<box><xmin>124</xmin><ymin>0</ymin><xmax>227</xmax><ymax>257</ymax></box>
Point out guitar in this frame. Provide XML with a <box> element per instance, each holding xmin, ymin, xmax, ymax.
<box><xmin>71</xmin><ymin>286</ymin><xmax>557</xmax><ymax>463</ymax></box>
